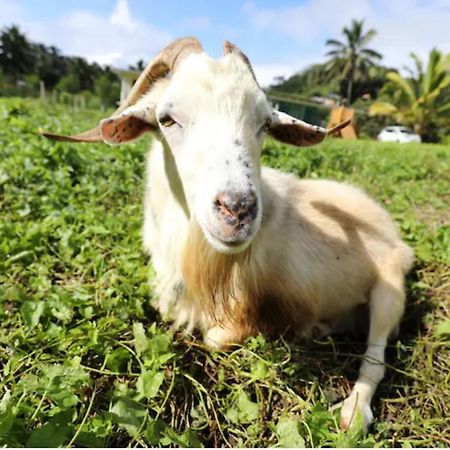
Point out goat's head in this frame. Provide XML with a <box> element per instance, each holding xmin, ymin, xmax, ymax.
<box><xmin>43</xmin><ymin>37</ymin><xmax>349</xmax><ymax>254</ymax></box>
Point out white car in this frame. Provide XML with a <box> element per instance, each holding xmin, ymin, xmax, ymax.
<box><xmin>377</xmin><ymin>126</ymin><xmax>421</xmax><ymax>143</ymax></box>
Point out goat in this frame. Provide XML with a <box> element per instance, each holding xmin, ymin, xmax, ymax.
<box><xmin>43</xmin><ymin>37</ymin><xmax>414</xmax><ymax>431</ymax></box>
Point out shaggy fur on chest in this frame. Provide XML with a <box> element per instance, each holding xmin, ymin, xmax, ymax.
<box><xmin>181</xmin><ymin>223</ymin><xmax>318</xmax><ymax>338</ymax></box>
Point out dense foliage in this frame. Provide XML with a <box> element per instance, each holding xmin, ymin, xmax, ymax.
<box><xmin>0</xmin><ymin>99</ymin><xmax>449</xmax><ymax>447</ymax></box>
<box><xmin>370</xmin><ymin>49</ymin><xmax>450</xmax><ymax>142</ymax></box>
<box><xmin>0</xmin><ymin>26</ymin><xmax>120</xmax><ymax>107</ymax></box>
<box><xmin>269</xmin><ymin>20</ymin><xmax>449</xmax><ymax>143</ymax></box>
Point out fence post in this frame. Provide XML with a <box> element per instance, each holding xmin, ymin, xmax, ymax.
<box><xmin>39</xmin><ymin>81</ymin><xmax>46</xmax><ymax>101</ymax></box>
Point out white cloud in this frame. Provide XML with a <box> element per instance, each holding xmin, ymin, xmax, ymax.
<box><xmin>44</xmin><ymin>5</ymin><xmax>172</xmax><ymax>68</ymax></box>
<box><xmin>0</xmin><ymin>0</ymin><xmax>172</xmax><ymax>69</ymax></box>
<box><xmin>253</xmin><ymin>58</ymin><xmax>317</xmax><ymax>87</ymax></box>
<box><xmin>109</xmin><ymin>0</ymin><xmax>136</xmax><ymax>31</ymax></box>
<box><xmin>1</xmin><ymin>0</ymin><xmax>449</xmax><ymax>83</ymax></box>
<box><xmin>244</xmin><ymin>0</ymin><xmax>450</xmax><ymax>73</ymax></box>
<box><xmin>243</xmin><ymin>0</ymin><xmax>373</xmax><ymax>44</ymax></box>
<box><xmin>0</xmin><ymin>0</ymin><xmax>23</xmax><ymax>25</ymax></box>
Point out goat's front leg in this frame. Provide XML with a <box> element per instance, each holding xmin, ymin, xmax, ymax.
<box><xmin>204</xmin><ymin>317</ymin><xmax>254</xmax><ymax>349</ymax></box>
<box><xmin>204</xmin><ymin>325</ymin><xmax>239</xmax><ymax>348</ymax></box>
<box><xmin>340</xmin><ymin>269</ymin><xmax>406</xmax><ymax>432</ymax></box>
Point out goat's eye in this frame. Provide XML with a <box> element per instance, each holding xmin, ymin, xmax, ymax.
<box><xmin>159</xmin><ymin>114</ymin><xmax>177</xmax><ymax>128</ymax></box>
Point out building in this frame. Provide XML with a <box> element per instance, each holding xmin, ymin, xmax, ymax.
<box><xmin>113</xmin><ymin>68</ymin><xmax>140</xmax><ymax>104</ymax></box>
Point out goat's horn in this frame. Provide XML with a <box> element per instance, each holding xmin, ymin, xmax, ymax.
<box><xmin>117</xmin><ymin>36</ymin><xmax>204</xmax><ymax>115</ymax></box>
<box><xmin>41</xmin><ymin>128</ymin><xmax>104</xmax><ymax>143</ymax></box>
<box><xmin>223</xmin><ymin>40</ymin><xmax>259</xmax><ymax>86</ymax></box>
<box><xmin>327</xmin><ymin>119</ymin><xmax>352</xmax><ymax>135</ymax></box>
<box><xmin>43</xmin><ymin>37</ymin><xmax>203</xmax><ymax>143</ymax></box>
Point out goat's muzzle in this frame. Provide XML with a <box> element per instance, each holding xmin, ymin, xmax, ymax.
<box><xmin>212</xmin><ymin>191</ymin><xmax>258</xmax><ymax>246</ymax></box>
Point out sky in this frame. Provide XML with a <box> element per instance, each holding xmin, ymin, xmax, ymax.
<box><xmin>1</xmin><ymin>0</ymin><xmax>450</xmax><ymax>86</ymax></box>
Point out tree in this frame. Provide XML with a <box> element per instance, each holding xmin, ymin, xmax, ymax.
<box><xmin>0</xmin><ymin>25</ymin><xmax>35</xmax><ymax>82</ymax></box>
<box><xmin>95</xmin><ymin>74</ymin><xmax>120</xmax><ymax>109</ymax></box>
<box><xmin>56</xmin><ymin>73</ymin><xmax>80</xmax><ymax>94</ymax></box>
<box><xmin>0</xmin><ymin>24</ymin><xmax>122</xmax><ymax>98</ymax></box>
<box><xmin>325</xmin><ymin>19</ymin><xmax>382</xmax><ymax>104</ymax></box>
<box><xmin>270</xmin><ymin>62</ymin><xmax>339</xmax><ymax>98</ymax></box>
<box><xmin>370</xmin><ymin>49</ymin><xmax>450</xmax><ymax>140</ymax></box>
<box><xmin>33</xmin><ymin>44</ymin><xmax>66</xmax><ymax>89</ymax></box>
<box><xmin>128</xmin><ymin>59</ymin><xmax>145</xmax><ymax>71</ymax></box>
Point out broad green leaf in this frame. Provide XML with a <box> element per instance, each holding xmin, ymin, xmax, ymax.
<box><xmin>145</xmin><ymin>420</ymin><xmax>204</xmax><ymax>448</ymax></box>
<box><xmin>74</xmin><ymin>415</ymin><xmax>112</xmax><ymax>447</ymax></box>
<box><xmin>333</xmin><ymin>413</ymin><xmax>365</xmax><ymax>448</ymax></box>
<box><xmin>147</xmin><ymin>334</ymin><xmax>171</xmax><ymax>357</ymax></box>
<box><xmin>250</xmin><ymin>359</ymin><xmax>270</xmax><ymax>380</ymax></box>
<box><xmin>74</xmin><ymin>431</ymin><xmax>105</xmax><ymax>448</ymax></box>
<box><xmin>0</xmin><ymin>391</ymin><xmax>14</xmax><ymax>437</ymax></box>
<box><xmin>435</xmin><ymin>319</ymin><xmax>450</xmax><ymax>339</ymax></box>
<box><xmin>225</xmin><ymin>390</ymin><xmax>259</xmax><ymax>424</ymax></box>
<box><xmin>275</xmin><ymin>416</ymin><xmax>306</xmax><ymax>448</ymax></box>
<box><xmin>50</xmin><ymin>389</ymin><xmax>80</xmax><ymax>408</ymax></box>
<box><xmin>136</xmin><ymin>369</ymin><xmax>164</xmax><ymax>399</ymax></box>
<box><xmin>303</xmin><ymin>405</ymin><xmax>335</xmax><ymax>446</ymax></box>
<box><xmin>237</xmin><ymin>390</ymin><xmax>259</xmax><ymax>422</ymax></box>
<box><xmin>144</xmin><ymin>418</ymin><xmax>166</xmax><ymax>446</ymax></box>
<box><xmin>26</xmin><ymin>413</ymin><xmax>74</xmax><ymax>448</ymax></box>
<box><xmin>164</xmin><ymin>428</ymin><xmax>204</xmax><ymax>448</ymax></box>
<box><xmin>133</xmin><ymin>322</ymin><xmax>148</xmax><ymax>357</ymax></box>
<box><xmin>105</xmin><ymin>347</ymin><xmax>131</xmax><ymax>372</ymax></box>
<box><xmin>20</xmin><ymin>301</ymin><xmax>45</xmax><ymax>328</ymax></box>
<box><xmin>110</xmin><ymin>397</ymin><xmax>146</xmax><ymax>437</ymax></box>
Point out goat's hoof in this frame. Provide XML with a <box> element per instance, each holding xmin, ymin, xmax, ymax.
<box><xmin>204</xmin><ymin>326</ymin><xmax>237</xmax><ymax>349</ymax></box>
<box><xmin>339</xmin><ymin>394</ymin><xmax>373</xmax><ymax>433</ymax></box>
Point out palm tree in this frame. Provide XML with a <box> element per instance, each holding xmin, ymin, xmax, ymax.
<box><xmin>325</xmin><ymin>19</ymin><xmax>382</xmax><ymax>104</ymax></box>
<box><xmin>370</xmin><ymin>49</ymin><xmax>450</xmax><ymax>139</ymax></box>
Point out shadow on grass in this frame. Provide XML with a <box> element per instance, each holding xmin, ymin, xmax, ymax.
<box><xmin>133</xmin><ymin>261</ymin><xmax>439</xmax><ymax>447</ymax></box>
<box><xmin>282</xmin><ymin>261</ymin><xmax>437</xmax><ymax>439</ymax></box>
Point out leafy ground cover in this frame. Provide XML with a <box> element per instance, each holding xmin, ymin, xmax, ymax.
<box><xmin>0</xmin><ymin>98</ymin><xmax>449</xmax><ymax>447</ymax></box>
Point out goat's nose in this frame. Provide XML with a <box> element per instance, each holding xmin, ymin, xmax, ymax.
<box><xmin>214</xmin><ymin>191</ymin><xmax>258</xmax><ymax>226</ymax></box>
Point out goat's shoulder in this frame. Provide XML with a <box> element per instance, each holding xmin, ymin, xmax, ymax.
<box><xmin>260</xmin><ymin>166</ymin><xmax>401</xmax><ymax>243</ymax></box>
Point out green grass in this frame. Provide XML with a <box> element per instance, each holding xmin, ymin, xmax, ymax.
<box><xmin>0</xmin><ymin>98</ymin><xmax>449</xmax><ymax>448</ymax></box>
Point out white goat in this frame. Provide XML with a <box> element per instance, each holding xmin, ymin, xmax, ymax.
<box><xmin>44</xmin><ymin>37</ymin><xmax>414</xmax><ymax>431</ymax></box>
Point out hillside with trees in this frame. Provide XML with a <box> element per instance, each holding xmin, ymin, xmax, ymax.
<box><xmin>0</xmin><ymin>25</ymin><xmax>120</xmax><ymax>108</ymax></box>
<box><xmin>269</xmin><ymin>20</ymin><xmax>449</xmax><ymax>142</ymax></box>
<box><xmin>1</xmin><ymin>22</ymin><xmax>448</xmax><ymax>142</ymax></box>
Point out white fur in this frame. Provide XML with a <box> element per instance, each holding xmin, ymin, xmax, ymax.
<box><xmin>126</xmin><ymin>52</ymin><xmax>413</xmax><ymax>432</ymax></box>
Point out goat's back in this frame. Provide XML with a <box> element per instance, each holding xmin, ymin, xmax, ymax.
<box><xmin>250</xmin><ymin>167</ymin><xmax>411</xmax><ymax>323</ymax></box>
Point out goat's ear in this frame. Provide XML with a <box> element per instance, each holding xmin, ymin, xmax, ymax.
<box><xmin>100</xmin><ymin>104</ymin><xmax>158</xmax><ymax>145</ymax></box>
<box><xmin>42</xmin><ymin>104</ymin><xmax>157</xmax><ymax>145</ymax></box>
<box><xmin>267</xmin><ymin>110</ymin><xmax>350</xmax><ymax>147</ymax></box>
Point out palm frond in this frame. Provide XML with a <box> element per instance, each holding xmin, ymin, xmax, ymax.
<box><xmin>325</xmin><ymin>39</ymin><xmax>345</xmax><ymax>48</ymax></box>
<box><xmin>409</xmin><ymin>52</ymin><xmax>424</xmax><ymax>80</ymax></box>
<box><xmin>358</xmin><ymin>29</ymin><xmax>377</xmax><ymax>48</ymax></box>
<box><xmin>436</xmin><ymin>101</ymin><xmax>450</xmax><ymax>114</ymax></box>
<box><xmin>360</xmin><ymin>48</ymin><xmax>382</xmax><ymax>61</ymax></box>
<box><xmin>386</xmin><ymin>72</ymin><xmax>416</xmax><ymax>104</ymax></box>
<box><xmin>325</xmin><ymin>50</ymin><xmax>345</xmax><ymax>58</ymax></box>
<box><xmin>369</xmin><ymin>101</ymin><xmax>398</xmax><ymax>116</ymax></box>
<box><xmin>423</xmin><ymin>48</ymin><xmax>441</xmax><ymax>95</ymax></box>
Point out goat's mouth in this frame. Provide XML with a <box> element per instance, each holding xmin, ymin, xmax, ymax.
<box><xmin>203</xmin><ymin>224</ymin><xmax>257</xmax><ymax>254</ymax></box>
